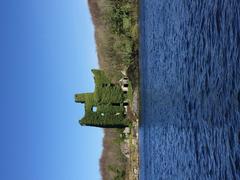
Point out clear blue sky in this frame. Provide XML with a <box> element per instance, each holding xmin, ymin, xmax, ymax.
<box><xmin>0</xmin><ymin>0</ymin><xmax>103</xmax><ymax>179</ymax></box>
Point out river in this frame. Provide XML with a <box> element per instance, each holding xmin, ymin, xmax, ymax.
<box><xmin>139</xmin><ymin>0</ymin><xmax>240</xmax><ymax>179</ymax></box>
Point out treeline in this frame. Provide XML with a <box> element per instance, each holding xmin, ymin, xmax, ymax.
<box><xmin>88</xmin><ymin>0</ymin><xmax>138</xmax><ymax>180</ymax></box>
<box><xmin>100</xmin><ymin>129</ymin><xmax>126</xmax><ymax>180</ymax></box>
<box><xmin>88</xmin><ymin>0</ymin><xmax>138</xmax><ymax>82</ymax></box>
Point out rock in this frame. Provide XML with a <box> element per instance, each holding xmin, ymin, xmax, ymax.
<box><xmin>120</xmin><ymin>142</ymin><xmax>130</xmax><ymax>158</ymax></box>
<box><xmin>121</xmin><ymin>70</ymin><xmax>127</xmax><ymax>76</ymax></box>
<box><xmin>132</xmin><ymin>139</ymin><xmax>136</xmax><ymax>145</ymax></box>
<box><xmin>123</xmin><ymin>127</ymin><xmax>130</xmax><ymax>134</ymax></box>
<box><xmin>133</xmin><ymin>168</ymin><xmax>138</xmax><ymax>175</ymax></box>
<box><xmin>132</xmin><ymin>88</ymin><xmax>139</xmax><ymax>115</ymax></box>
<box><xmin>124</xmin><ymin>139</ymin><xmax>130</xmax><ymax>144</ymax></box>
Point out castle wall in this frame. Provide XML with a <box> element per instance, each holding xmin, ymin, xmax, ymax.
<box><xmin>76</xmin><ymin>69</ymin><xmax>129</xmax><ymax>128</ymax></box>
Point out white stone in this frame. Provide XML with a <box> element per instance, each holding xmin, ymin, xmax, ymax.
<box><xmin>123</xmin><ymin>127</ymin><xmax>130</xmax><ymax>134</ymax></box>
<box><xmin>124</xmin><ymin>139</ymin><xmax>130</xmax><ymax>144</ymax></box>
<box><xmin>133</xmin><ymin>168</ymin><xmax>138</xmax><ymax>175</ymax></box>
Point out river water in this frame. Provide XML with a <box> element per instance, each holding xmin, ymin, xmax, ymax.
<box><xmin>139</xmin><ymin>0</ymin><xmax>240</xmax><ymax>179</ymax></box>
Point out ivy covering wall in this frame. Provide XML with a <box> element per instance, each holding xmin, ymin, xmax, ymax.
<box><xmin>75</xmin><ymin>69</ymin><xmax>129</xmax><ymax>128</ymax></box>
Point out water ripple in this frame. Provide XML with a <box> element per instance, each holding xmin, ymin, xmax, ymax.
<box><xmin>140</xmin><ymin>0</ymin><xmax>240</xmax><ymax>179</ymax></box>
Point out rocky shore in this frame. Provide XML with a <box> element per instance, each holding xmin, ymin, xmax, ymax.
<box><xmin>121</xmin><ymin>62</ymin><xmax>140</xmax><ymax>180</ymax></box>
<box><xmin>120</xmin><ymin>99</ymin><xmax>139</xmax><ymax>180</ymax></box>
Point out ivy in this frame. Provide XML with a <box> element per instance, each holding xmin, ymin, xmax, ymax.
<box><xmin>75</xmin><ymin>69</ymin><xmax>129</xmax><ymax>128</ymax></box>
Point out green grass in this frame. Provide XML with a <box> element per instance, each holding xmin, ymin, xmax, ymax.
<box><xmin>127</xmin><ymin>80</ymin><xmax>133</xmax><ymax>104</ymax></box>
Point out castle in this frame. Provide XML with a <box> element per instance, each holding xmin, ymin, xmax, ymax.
<box><xmin>75</xmin><ymin>69</ymin><xmax>129</xmax><ymax>128</ymax></box>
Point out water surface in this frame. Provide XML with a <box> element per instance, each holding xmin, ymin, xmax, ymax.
<box><xmin>140</xmin><ymin>0</ymin><xmax>240</xmax><ymax>179</ymax></box>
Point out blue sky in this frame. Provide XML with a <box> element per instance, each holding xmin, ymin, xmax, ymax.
<box><xmin>0</xmin><ymin>0</ymin><xmax>103</xmax><ymax>179</ymax></box>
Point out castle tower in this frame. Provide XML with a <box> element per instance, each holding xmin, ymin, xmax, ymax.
<box><xmin>75</xmin><ymin>69</ymin><xmax>129</xmax><ymax>128</ymax></box>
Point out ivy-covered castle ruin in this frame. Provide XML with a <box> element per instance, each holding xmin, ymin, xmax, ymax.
<box><xmin>75</xmin><ymin>69</ymin><xmax>129</xmax><ymax>128</ymax></box>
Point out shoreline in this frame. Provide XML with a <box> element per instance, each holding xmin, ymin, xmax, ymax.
<box><xmin>87</xmin><ymin>1</ymin><xmax>140</xmax><ymax>179</ymax></box>
<box><xmin>125</xmin><ymin>59</ymin><xmax>140</xmax><ymax>180</ymax></box>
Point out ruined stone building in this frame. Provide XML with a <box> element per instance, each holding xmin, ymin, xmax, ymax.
<box><xmin>75</xmin><ymin>69</ymin><xmax>129</xmax><ymax>128</ymax></box>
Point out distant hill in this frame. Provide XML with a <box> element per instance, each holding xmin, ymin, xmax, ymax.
<box><xmin>88</xmin><ymin>0</ymin><xmax>138</xmax><ymax>82</ymax></box>
<box><xmin>87</xmin><ymin>1</ymin><xmax>138</xmax><ymax>179</ymax></box>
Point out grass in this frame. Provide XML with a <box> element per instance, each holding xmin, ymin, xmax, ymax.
<box><xmin>127</xmin><ymin>80</ymin><xmax>133</xmax><ymax>104</ymax></box>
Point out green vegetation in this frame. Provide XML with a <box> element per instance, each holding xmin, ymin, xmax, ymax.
<box><xmin>127</xmin><ymin>80</ymin><xmax>133</xmax><ymax>104</ymax></box>
<box><xmin>87</xmin><ymin>0</ymin><xmax>139</xmax><ymax>179</ymax></box>
<box><xmin>75</xmin><ymin>69</ymin><xmax>129</xmax><ymax>128</ymax></box>
<box><xmin>108</xmin><ymin>165</ymin><xmax>126</xmax><ymax>180</ymax></box>
<box><xmin>88</xmin><ymin>0</ymin><xmax>138</xmax><ymax>82</ymax></box>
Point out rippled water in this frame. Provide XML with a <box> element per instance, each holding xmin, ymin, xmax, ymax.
<box><xmin>139</xmin><ymin>0</ymin><xmax>240</xmax><ymax>179</ymax></box>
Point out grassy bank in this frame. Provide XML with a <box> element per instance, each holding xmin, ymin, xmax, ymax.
<box><xmin>88</xmin><ymin>0</ymin><xmax>139</xmax><ymax>179</ymax></box>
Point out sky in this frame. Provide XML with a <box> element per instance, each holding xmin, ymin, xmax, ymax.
<box><xmin>0</xmin><ymin>0</ymin><xmax>103</xmax><ymax>179</ymax></box>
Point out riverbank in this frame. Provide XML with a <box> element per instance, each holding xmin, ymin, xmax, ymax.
<box><xmin>87</xmin><ymin>0</ymin><xmax>140</xmax><ymax>179</ymax></box>
<box><xmin>125</xmin><ymin>60</ymin><xmax>140</xmax><ymax>180</ymax></box>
